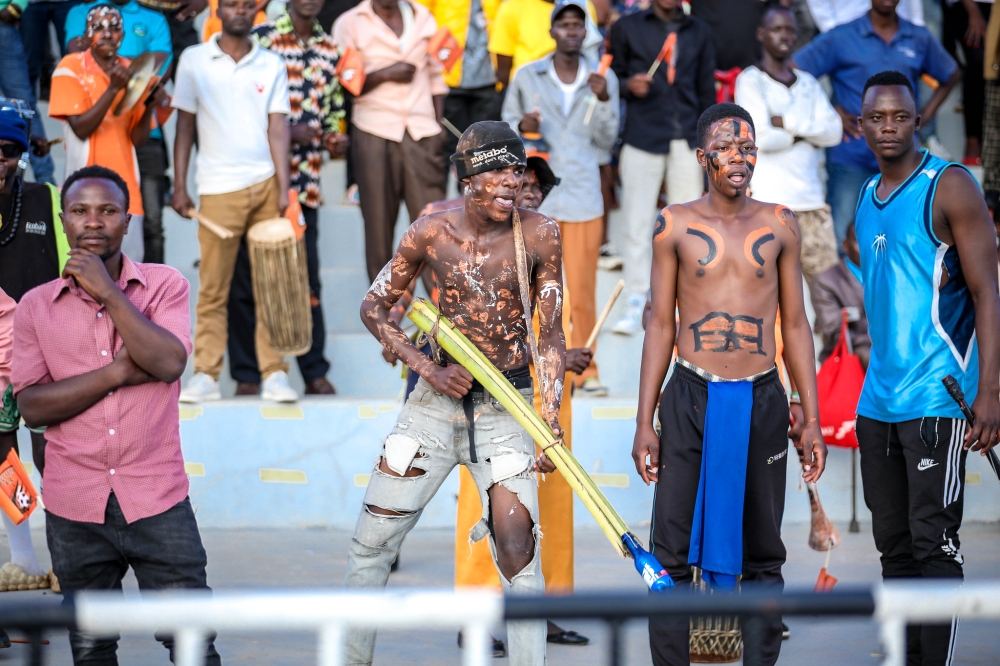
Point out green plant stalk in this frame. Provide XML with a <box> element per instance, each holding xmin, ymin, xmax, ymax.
<box><xmin>408</xmin><ymin>300</ymin><xmax>630</xmax><ymax>556</ymax></box>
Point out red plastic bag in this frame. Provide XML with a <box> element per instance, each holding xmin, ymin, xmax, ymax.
<box><xmin>816</xmin><ymin>309</ymin><xmax>864</xmax><ymax>448</ymax></box>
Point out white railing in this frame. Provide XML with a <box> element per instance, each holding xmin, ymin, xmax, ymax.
<box><xmin>874</xmin><ymin>581</ymin><xmax>1000</xmax><ymax>666</ymax></box>
<box><xmin>74</xmin><ymin>589</ymin><xmax>502</xmax><ymax>666</ymax></box>
<box><xmin>68</xmin><ymin>582</ymin><xmax>1000</xmax><ymax>666</ymax></box>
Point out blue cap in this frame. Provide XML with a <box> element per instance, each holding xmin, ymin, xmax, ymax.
<box><xmin>0</xmin><ymin>108</ymin><xmax>28</xmax><ymax>153</ymax></box>
<box><xmin>550</xmin><ymin>0</ymin><xmax>587</xmax><ymax>22</ymax></box>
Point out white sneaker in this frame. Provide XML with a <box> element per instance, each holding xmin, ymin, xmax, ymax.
<box><xmin>924</xmin><ymin>135</ymin><xmax>953</xmax><ymax>161</ymax></box>
<box><xmin>179</xmin><ymin>372</ymin><xmax>221</xmax><ymax>403</ymax></box>
<box><xmin>597</xmin><ymin>243</ymin><xmax>623</xmax><ymax>271</ymax></box>
<box><xmin>261</xmin><ymin>370</ymin><xmax>298</xmax><ymax>403</ymax></box>
<box><xmin>578</xmin><ymin>377</ymin><xmax>609</xmax><ymax>397</ymax></box>
<box><xmin>612</xmin><ymin>294</ymin><xmax>646</xmax><ymax>335</ymax></box>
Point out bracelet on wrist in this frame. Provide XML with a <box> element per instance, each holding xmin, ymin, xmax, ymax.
<box><xmin>789</xmin><ymin>391</ymin><xmax>801</xmax><ymax>405</ymax></box>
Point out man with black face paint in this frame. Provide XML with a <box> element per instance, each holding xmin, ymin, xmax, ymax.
<box><xmin>350</xmin><ymin>121</ymin><xmax>565</xmax><ymax>666</ymax></box>
<box><xmin>633</xmin><ymin>103</ymin><xmax>826</xmax><ymax>666</ymax></box>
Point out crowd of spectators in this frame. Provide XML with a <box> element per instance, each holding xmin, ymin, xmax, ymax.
<box><xmin>0</xmin><ymin>0</ymin><xmax>994</xmax><ymax>403</ymax></box>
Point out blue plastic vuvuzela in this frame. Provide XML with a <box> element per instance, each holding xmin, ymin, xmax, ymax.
<box><xmin>622</xmin><ymin>532</ymin><xmax>674</xmax><ymax>591</ymax></box>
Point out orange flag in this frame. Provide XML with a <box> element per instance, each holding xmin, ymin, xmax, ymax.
<box><xmin>0</xmin><ymin>450</ymin><xmax>38</xmax><ymax>526</ymax></box>
<box><xmin>597</xmin><ymin>53</ymin><xmax>613</xmax><ymax>76</ymax></box>
<box><xmin>428</xmin><ymin>26</ymin><xmax>462</xmax><ymax>72</ymax></box>
<box><xmin>337</xmin><ymin>46</ymin><xmax>366</xmax><ymax>96</ymax></box>
<box><xmin>814</xmin><ymin>567</ymin><xmax>838</xmax><ymax>593</ymax></box>
<box><xmin>647</xmin><ymin>32</ymin><xmax>677</xmax><ymax>84</ymax></box>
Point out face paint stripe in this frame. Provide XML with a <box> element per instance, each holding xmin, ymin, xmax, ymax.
<box><xmin>743</xmin><ymin>226</ymin><xmax>775</xmax><ymax>266</ymax></box>
<box><xmin>686</xmin><ymin>222</ymin><xmax>725</xmax><ymax>269</ymax></box>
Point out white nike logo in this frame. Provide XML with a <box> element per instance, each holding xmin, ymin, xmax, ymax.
<box><xmin>917</xmin><ymin>459</ymin><xmax>939</xmax><ymax>471</ymax></box>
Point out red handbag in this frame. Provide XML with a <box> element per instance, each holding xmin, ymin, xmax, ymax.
<box><xmin>816</xmin><ymin>309</ymin><xmax>865</xmax><ymax>448</ymax></box>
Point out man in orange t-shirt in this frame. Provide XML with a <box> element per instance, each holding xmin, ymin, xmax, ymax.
<box><xmin>49</xmin><ymin>4</ymin><xmax>169</xmax><ymax>261</ymax></box>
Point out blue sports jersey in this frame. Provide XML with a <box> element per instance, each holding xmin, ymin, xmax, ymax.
<box><xmin>855</xmin><ymin>150</ymin><xmax>979</xmax><ymax>422</ymax></box>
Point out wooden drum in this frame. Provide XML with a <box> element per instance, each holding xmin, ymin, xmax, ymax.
<box><xmin>246</xmin><ymin>218</ymin><xmax>312</xmax><ymax>356</ymax></box>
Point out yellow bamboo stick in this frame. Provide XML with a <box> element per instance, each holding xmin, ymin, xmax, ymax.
<box><xmin>408</xmin><ymin>300</ymin><xmax>631</xmax><ymax>556</ymax></box>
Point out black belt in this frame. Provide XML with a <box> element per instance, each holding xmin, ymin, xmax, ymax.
<box><xmin>460</xmin><ymin>365</ymin><xmax>532</xmax><ymax>463</ymax></box>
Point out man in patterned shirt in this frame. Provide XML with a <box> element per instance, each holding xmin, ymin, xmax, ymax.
<box><xmin>223</xmin><ymin>0</ymin><xmax>348</xmax><ymax>396</ymax></box>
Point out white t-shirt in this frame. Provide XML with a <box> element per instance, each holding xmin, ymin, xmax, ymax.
<box><xmin>548</xmin><ymin>60</ymin><xmax>587</xmax><ymax>117</ymax></box>
<box><xmin>806</xmin><ymin>0</ymin><xmax>924</xmax><ymax>33</ymax></box>
<box><xmin>734</xmin><ymin>66</ymin><xmax>843</xmax><ymax>211</ymax></box>
<box><xmin>171</xmin><ymin>35</ymin><xmax>290</xmax><ymax>196</ymax></box>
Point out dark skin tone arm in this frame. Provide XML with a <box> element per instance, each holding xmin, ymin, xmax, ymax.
<box><xmin>495</xmin><ymin>54</ymin><xmax>513</xmax><ymax>89</ymax></box>
<box><xmin>18</xmin><ymin>251</ymin><xmax>187</xmax><ymax>428</ymax></box>
<box><xmin>170</xmin><ymin>110</ymin><xmax>196</xmax><ymax>218</ymax></box>
<box><xmin>774</xmin><ymin>210</ymin><xmax>825</xmax><ymax>479</ymax></box>
<box><xmin>933</xmin><ymin>168</ymin><xmax>1000</xmax><ymax>453</ymax></box>
<box><xmin>267</xmin><ymin>112</ymin><xmax>291</xmax><ymax>213</ymax></box>
<box><xmin>65</xmin><ymin>59</ymin><xmax>130</xmax><ymax>140</ymax></box>
<box><xmin>129</xmin><ymin>84</ymin><xmax>169</xmax><ymax>148</ymax></box>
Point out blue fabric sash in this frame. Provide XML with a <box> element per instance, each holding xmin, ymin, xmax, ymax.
<box><xmin>688</xmin><ymin>380</ymin><xmax>753</xmax><ymax>589</ymax></box>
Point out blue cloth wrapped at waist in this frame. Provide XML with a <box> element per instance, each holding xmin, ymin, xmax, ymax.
<box><xmin>688</xmin><ymin>379</ymin><xmax>753</xmax><ymax>589</ymax></box>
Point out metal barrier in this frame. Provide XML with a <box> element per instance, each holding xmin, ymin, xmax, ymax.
<box><xmin>0</xmin><ymin>582</ymin><xmax>998</xmax><ymax>666</ymax></box>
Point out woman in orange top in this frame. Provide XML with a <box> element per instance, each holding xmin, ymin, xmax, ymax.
<box><xmin>49</xmin><ymin>5</ymin><xmax>169</xmax><ymax>261</ymax></box>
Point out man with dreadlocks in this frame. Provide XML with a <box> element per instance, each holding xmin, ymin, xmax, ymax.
<box><xmin>349</xmin><ymin>120</ymin><xmax>565</xmax><ymax>666</ymax></box>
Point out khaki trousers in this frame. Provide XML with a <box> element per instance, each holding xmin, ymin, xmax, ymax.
<box><xmin>558</xmin><ymin>217</ymin><xmax>602</xmax><ymax>386</ymax></box>
<box><xmin>194</xmin><ymin>176</ymin><xmax>288</xmax><ymax>380</ymax></box>
<box><xmin>796</xmin><ymin>205</ymin><xmax>839</xmax><ymax>286</ymax></box>
<box><xmin>351</xmin><ymin>128</ymin><xmax>447</xmax><ymax>282</ymax></box>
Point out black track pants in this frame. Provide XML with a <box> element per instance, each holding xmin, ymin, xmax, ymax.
<box><xmin>857</xmin><ymin>416</ymin><xmax>966</xmax><ymax>666</ymax></box>
<box><xmin>649</xmin><ymin>363</ymin><xmax>789</xmax><ymax>666</ymax></box>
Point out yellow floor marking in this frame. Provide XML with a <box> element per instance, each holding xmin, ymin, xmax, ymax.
<box><xmin>591</xmin><ymin>406</ymin><xmax>637</xmax><ymax>420</ymax></box>
<box><xmin>185</xmin><ymin>462</ymin><xmax>206</xmax><ymax>477</ymax></box>
<box><xmin>260</xmin><ymin>406</ymin><xmax>305</xmax><ymax>420</ymax></box>
<box><xmin>966</xmin><ymin>472</ymin><xmax>981</xmax><ymax>486</ymax></box>
<box><xmin>354</xmin><ymin>473</ymin><xmax>371</xmax><ymax>487</ymax></box>
<box><xmin>590</xmin><ymin>473</ymin><xmax>630</xmax><ymax>488</ymax></box>
<box><xmin>179</xmin><ymin>406</ymin><xmax>204</xmax><ymax>421</ymax></box>
<box><xmin>259</xmin><ymin>469</ymin><xmax>308</xmax><ymax>484</ymax></box>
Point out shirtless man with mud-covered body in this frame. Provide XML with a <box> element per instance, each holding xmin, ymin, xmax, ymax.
<box><xmin>347</xmin><ymin>121</ymin><xmax>564</xmax><ymax>666</ymax></box>
<box><xmin>633</xmin><ymin>103</ymin><xmax>826</xmax><ymax>666</ymax></box>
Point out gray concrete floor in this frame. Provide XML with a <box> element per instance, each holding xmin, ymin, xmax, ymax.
<box><xmin>1</xmin><ymin>520</ymin><xmax>998</xmax><ymax>665</ymax></box>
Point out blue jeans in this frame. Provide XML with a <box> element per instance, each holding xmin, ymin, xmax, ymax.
<box><xmin>19</xmin><ymin>0</ymin><xmax>79</xmax><ymax>85</ymax></box>
<box><xmin>0</xmin><ymin>23</ymin><xmax>55</xmax><ymax>184</ymax></box>
<box><xmin>826</xmin><ymin>158</ymin><xmax>877</xmax><ymax>246</ymax></box>
<box><xmin>46</xmin><ymin>495</ymin><xmax>222</xmax><ymax>666</ymax></box>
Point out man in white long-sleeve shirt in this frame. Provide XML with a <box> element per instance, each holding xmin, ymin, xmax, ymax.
<box><xmin>735</xmin><ymin>5</ymin><xmax>842</xmax><ymax>284</ymax></box>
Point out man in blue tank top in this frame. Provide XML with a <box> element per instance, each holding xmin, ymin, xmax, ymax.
<box><xmin>854</xmin><ymin>70</ymin><xmax>1000</xmax><ymax>666</ymax></box>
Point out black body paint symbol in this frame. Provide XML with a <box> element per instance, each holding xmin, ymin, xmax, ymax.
<box><xmin>653</xmin><ymin>213</ymin><xmax>667</xmax><ymax>238</ymax></box>
<box><xmin>686</xmin><ymin>228</ymin><xmax>718</xmax><ymax>266</ymax></box>
<box><xmin>690</xmin><ymin>311</ymin><xmax>766</xmax><ymax>356</ymax></box>
<box><xmin>750</xmin><ymin>233</ymin><xmax>775</xmax><ymax>266</ymax></box>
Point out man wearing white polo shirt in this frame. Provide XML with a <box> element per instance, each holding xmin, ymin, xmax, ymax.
<box><xmin>171</xmin><ymin>0</ymin><xmax>297</xmax><ymax>403</ymax></box>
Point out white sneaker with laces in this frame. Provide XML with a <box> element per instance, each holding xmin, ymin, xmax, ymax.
<box><xmin>262</xmin><ymin>370</ymin><xmax>298</xmax><ymax>403</ymax></box>
<box><xmin>179</xmin><ymin>372</ymin><xmax>221</xmax><ymax>403</ymax></box>
<box><xmin>612</xmin><ymin>294</ymin><xmax>645</xmax><ymax>335</ymax></box>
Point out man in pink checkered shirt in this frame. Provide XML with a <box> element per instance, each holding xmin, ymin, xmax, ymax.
<box><xmin>11</xmin><ymin>165</ymin><xmax>221</xmax><ymax>666</ymax></box>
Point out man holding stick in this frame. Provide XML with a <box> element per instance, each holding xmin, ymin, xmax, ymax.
<box><xmin>350</xmin><ymin>121</ymin><xmax>564</xmax><ymax>666</ymax></box>
<box><xmin>853</xmin><ymin>71</ymin><xmax>1000</xmax><ymax>666</ymax></box>
<box><xmin>633</xmin><ymin>103</ymin><xmax>826</xmax><ymax>666</ymax></box>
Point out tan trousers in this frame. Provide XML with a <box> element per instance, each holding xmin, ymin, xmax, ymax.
<box><xmin>796</xmin><ymin>205</ymin><xmax>839</xmax><ymax>285</ymax></box>
<box><xmin>558</xmin><ymin>218</ymin><xmax>602</xmax><ymax>386</ymax></box>
<box><xmin>194</xmin><ymin>176</ymin><xmax>288</xmax><ymax>380</ymax></box>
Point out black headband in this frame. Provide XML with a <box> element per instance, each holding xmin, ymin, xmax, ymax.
<box><xmin>450</xmin><ymin>121</ymin><xmax>527</xmax><ymax>180</ymax></box>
